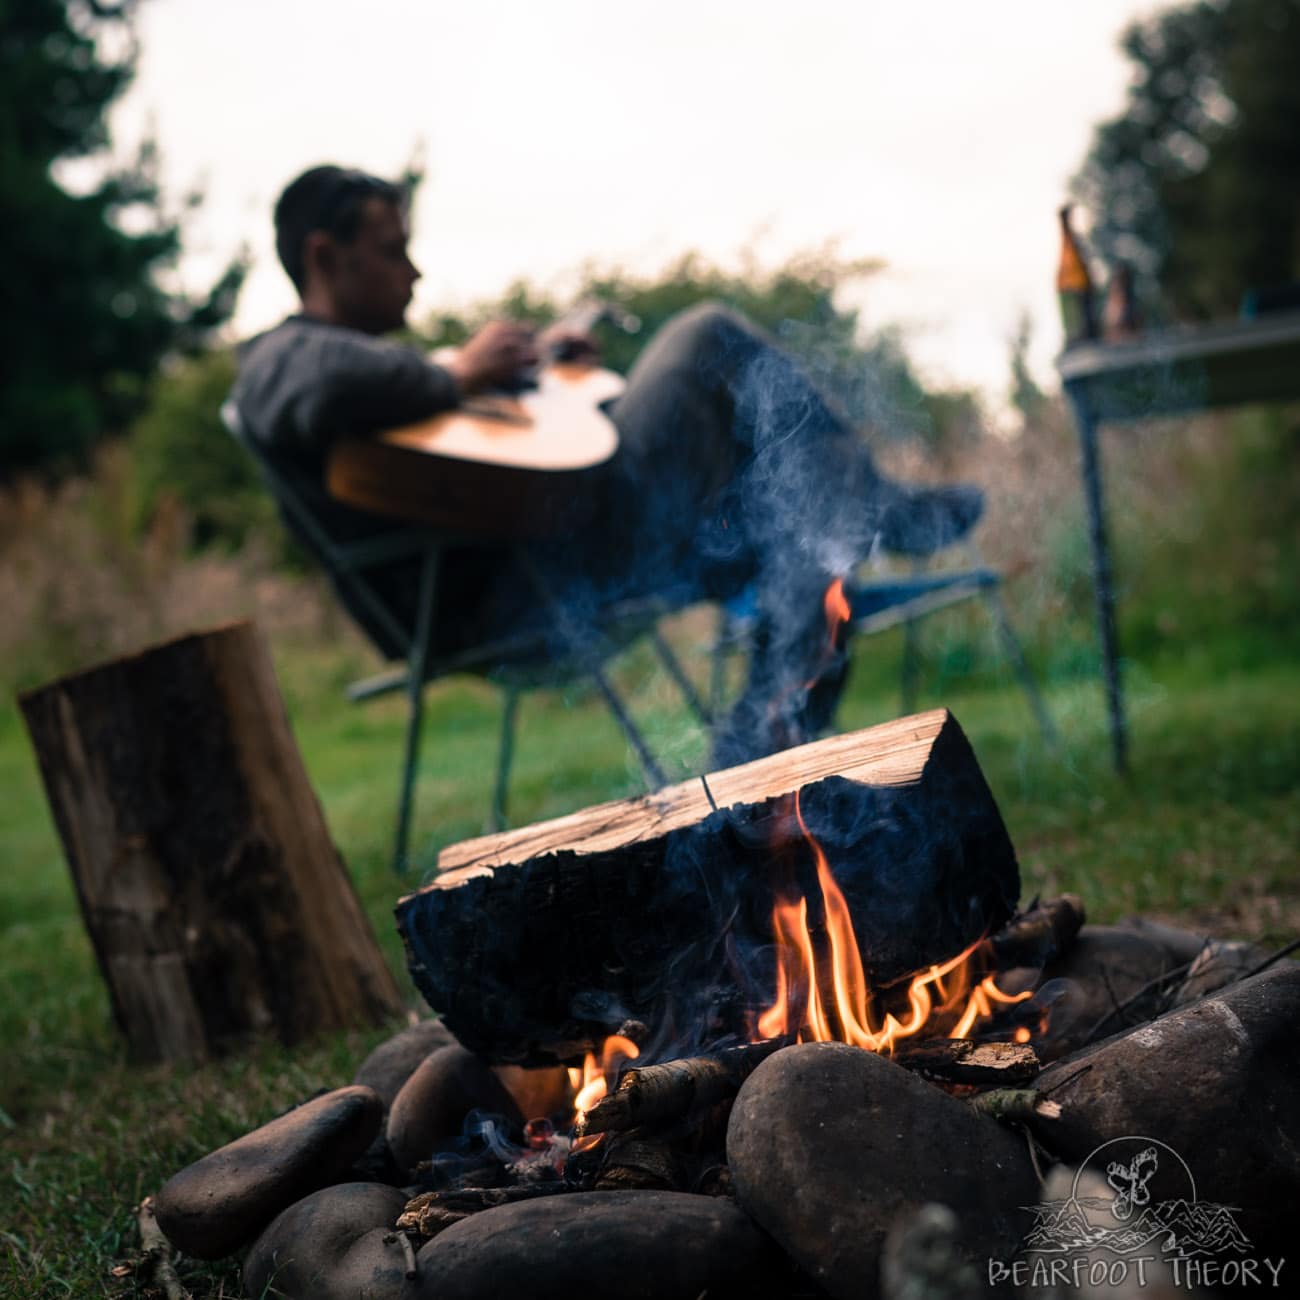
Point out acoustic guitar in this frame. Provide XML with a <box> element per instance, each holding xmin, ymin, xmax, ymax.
<box><xmin>325</xmin><ymin>304</ymin><xmax>633</xmax><ymax>539</ymax></box>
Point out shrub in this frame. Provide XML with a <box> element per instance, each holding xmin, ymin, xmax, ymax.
<box><xmin>129</xmin><ymin>349</ymin><xmax>281</xmax><ymax>552</ymax></box>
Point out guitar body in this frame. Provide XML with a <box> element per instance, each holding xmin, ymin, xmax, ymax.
<box><xmin>326</xmin><ymin>362</ymin><xmax>624</xmax><ymax>538</ymax></box>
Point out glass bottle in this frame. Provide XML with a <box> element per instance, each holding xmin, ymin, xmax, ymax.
<box><xmin>1057</xmin><ymin>205</ymin><xmax>1097</xmax><ymax>347</ymax></box>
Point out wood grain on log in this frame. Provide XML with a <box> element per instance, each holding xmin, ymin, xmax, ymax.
<box><xmin>437</xmin><ymin>711</ymin><xmax>956</xmax><ymax>876</ymax></box>
<box><xmin>20</xmin><ymin>622</ymin><xmax>401</xmax><ymax>1062</ymax></box>
<box><xmin>398</xmin><ymin>710</ymin><xmax>1019</xmax><ymax>1064</ymax></box>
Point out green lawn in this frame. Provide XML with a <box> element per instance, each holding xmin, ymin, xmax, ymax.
<box><xmin>1</xmin><ymin>409</ymin><xmax>1297</xmax><ymax>1296</ymax></box>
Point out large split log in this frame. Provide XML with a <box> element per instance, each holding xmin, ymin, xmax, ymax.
<box><xmin>20</xmin><ymin>621</ymin><xmax>402</xmax><ymax>1063</ymax></box>
<box><xmin>398</xmin><ymin>709</ymin><xmax>1019</xmax><ymax>1064</ymax></box>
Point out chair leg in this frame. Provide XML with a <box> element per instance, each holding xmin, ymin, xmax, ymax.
<box><xmin>491</xmin><ymin>686</ymin><xmax>520</xmax><ymax>832</ymax></box>
<box><xmin>651</xmin><ymin>627</ymin><xmax>712</xmax><ymax>726</ymax></box>
<box><xmin>393</xmin><ymin>546</ymin><xmax>442</xmax><ymax>875</ymax></box>
<box><xmin>980</xmin><ymin>586</ymin><xmax>1061</xmax><ymax>749</ymax></box>
<box><xmin>586</xmin><ymin>658</ymin><xmax>668</xmax><ymax>789</ymax></box>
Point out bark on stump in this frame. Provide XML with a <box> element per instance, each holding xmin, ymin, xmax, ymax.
<box><xmin>399</xmin><ymin>709</ymin><xmax>1019</xmax><ymax>1064</ymax></box>
<box><xmin>19</xmin><ymin>620</ymin><xmax>402</xmax><ymax>1063</ymax></box>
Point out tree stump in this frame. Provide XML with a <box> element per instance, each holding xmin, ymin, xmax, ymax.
<box><xmin>399</xmin><ymin>709</ymin><xmax>1019</xmax><ymax>1064</ymax></box>
<box><xmin>19</xmin><ymin>621</ymin><xmax>402</xmax><ymax>1063</ymax></box>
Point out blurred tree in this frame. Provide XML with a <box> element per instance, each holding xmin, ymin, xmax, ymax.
<box><xmin>0</xmin><ymin>0</ymin><xmax>246</xmax><ymax>477</ymax></box>
<box><xmin>130</xmin><ymin>349</ymin><xmax>284</xmax><ymax>552</ymax></box>
<box><xmin>1072</xmin><ymin>0</ymin><xmax>1300</xmax><ymax>320</ymax></box>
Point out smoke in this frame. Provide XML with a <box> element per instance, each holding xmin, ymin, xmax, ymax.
<box><xmin>461</xmin><ymin>301</ymin><xmax>921</xmax><ymax>772</ymax></box>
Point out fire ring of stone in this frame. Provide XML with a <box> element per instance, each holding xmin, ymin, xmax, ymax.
<box><xmin>727</xmin><ymin>1041</ymin><xmax>1040</xmax><ymax>1300</ymax></box>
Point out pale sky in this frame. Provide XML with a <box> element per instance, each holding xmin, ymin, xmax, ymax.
<box><xmin>111</xmin><ymin>0</ymin><xmax>1172</xmax><ymax>413</ymax></box>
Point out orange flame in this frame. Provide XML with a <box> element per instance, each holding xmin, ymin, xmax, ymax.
<box><xmin>758</xmin><ymin>792</ymin><xmax>1031</xmax><ymax>1052</ymax></box>
<box><xmin>566</xmin><ymin>1033</ymin><xmax>640</xmax><ymax>1122</ymax></box>
<box><xmin>824</xmin><ymin>577</ymin><xmax>851</xmax><ymax>632</ymax></box>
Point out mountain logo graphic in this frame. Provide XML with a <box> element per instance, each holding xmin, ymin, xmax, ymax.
<box><xmin>1023</xmin><ymin>1136</ymin><xmax>1253</xmax><ymax>1259</ymax></box>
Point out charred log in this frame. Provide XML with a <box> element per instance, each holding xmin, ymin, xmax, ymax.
<box><xmin>593</xmin><ymin>1131</ymin><xmax>690</xmax><ymax>1191</ymax></box>
<box><xmin>985</xmin><ymin>895</ymin><xmax>1086</xmax><ymax>970</ymax></box>
<box><xmin>398</xmin><ymin>711</ymin><xmax>1020</xmax><ymax>1064</ymax></box>
<box><xmin>578</xmin><ymin>1039</ymin><xmax>788</xmax><ymax>1136</ymax></box>
<box><xmin>893</xmin><ymin>1039</ymin><xmax>1040</xmax><ymax>1086</ymax></box>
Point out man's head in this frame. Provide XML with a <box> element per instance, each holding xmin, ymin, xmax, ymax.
<box><xmin>274</xmin><ymin>165</ymin><xmax>420</xmax><ymax>334</ymax></box>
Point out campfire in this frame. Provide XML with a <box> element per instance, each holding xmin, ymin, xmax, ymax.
<box><xmin>145</xmin><ymin>710</ymin><xmax>1299</xmax><ymax>1300</ymax></box>
<box><xmin>557</xmin><ymin>788</ymin><xmax>1039</xmax><ymax>1159</ymax></box>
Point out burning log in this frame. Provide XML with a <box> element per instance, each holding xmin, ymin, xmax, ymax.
<box><xmin>580</xmin><ymin>1032</ymin><xmax>1039</xmax><ymax>1139</ymax></box>
<box><xmin>19</xmin><ymin>622</ymin><xmax>401</xmax><ymax>1063</ymax></box>
<box><xmin>577</xmin><ymin>1039</ymin><xmax>788</xmax><ymax>1136</ymax></box>
<box><xmin>399</xmin><ymin>710</ymin><xmax>1020</xmax><ymax>1063</ymax></box>
<box><xmin>984</xmin><ymin>894</ymin><xmax>1086</xmax><ymax>969</ymax></box>
<box><xmin>892</xmin><ymin>1038</ymin><xmax>1040</xmax><ymax>1086</ymax></box>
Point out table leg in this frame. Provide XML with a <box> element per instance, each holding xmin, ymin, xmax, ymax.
<box><xmin>1068</xmin><ymin>384</ymin><xmax>1128</xmax><ymax>774</ymax></box>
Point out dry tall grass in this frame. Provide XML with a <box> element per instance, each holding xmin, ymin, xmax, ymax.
<box><xmin>0</xmin><ymin>399</ymin><xmax>1274</xmax><ymax>700</ymax></box>
<box><xmin>0</xmin><ymin>443</ymin><xmax>361</xmax><ymax>696</ymax></box>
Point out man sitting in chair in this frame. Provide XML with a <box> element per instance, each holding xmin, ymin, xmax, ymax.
<box><xmin>231</xmin><ymin>164</ymin><xmax>983</xmax><ymax>766</ymax></box>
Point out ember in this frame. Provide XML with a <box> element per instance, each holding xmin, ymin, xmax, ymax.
<box><xmin>567</xmin><ymin>1032</ymin><xmax>640</xmax><ymax>1125</ymax></box>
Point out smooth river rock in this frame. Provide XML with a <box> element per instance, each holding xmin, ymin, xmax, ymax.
<box><xmin>727</xmin><ymin>1042</ymin><xmax>1039</xmax><ymax>1300</ymax></box>
<box><xmin>416</xmin><ymin>1189</ymin><xmax>787</xmax><ymax>1299</ymax></box>
<box><xmin>155</xmin><ymin>1085</ymin><xmax>384</xmax><ymax>1260</ymax></box>
<box><xmin>243</xmin><ymin>1182</ymin><xmax>410</xmax><ymax>1299</ymax></box>
<box><xmin>1030</xmin><ymin>963</ymin><xmax>1300</xmax><ymax>1254</ymax></box>
<box><xmin>353</xmin><ymin>1019</ymin><xmax>457</xmax><ymax>1109</ymax></box>
<box><xmin>1034</xmin><ymin>924</ymin><xmax>1198</xmax><ymax>1060</ymax></box>
<box><xmin>385</xmin><ymin>1044</ymin><xmax>522</xmax><ymax>1177</ymax></box>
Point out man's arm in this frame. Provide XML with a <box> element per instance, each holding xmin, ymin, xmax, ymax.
<box><xmin>233</xmin><ymin>316</ymin><xmax>561</xmax><ymax>460</ymax></box>
<box><xmin>298</xmin><ymin>329</ymin><xmax>461</xmax><ymax>441</ymax></box>
<box><xmin>232</xmin><ymin>320</ymin><xmax>459</xmax><ymax>459</ymax></box>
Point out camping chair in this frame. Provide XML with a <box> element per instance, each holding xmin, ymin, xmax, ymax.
<box><xmin>711</xmin><ymin>549</ymin><xmax>1058</xmax><ymax>746</ymax></box>
<box><xmin>222</xmin><ymin>402</ymin><xmax>713</xmax><ymax>874</ymax></box>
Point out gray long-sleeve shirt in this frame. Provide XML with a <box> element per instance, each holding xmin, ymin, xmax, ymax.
<box><xmin>230</xmin><ymin>314</ymin><xmax>460</xmax><ymax>471</ymax></box>
<box><xmin>228</xmin><ymin>314</ymin><xmax>502</xmax><ymax>659</ymax></box>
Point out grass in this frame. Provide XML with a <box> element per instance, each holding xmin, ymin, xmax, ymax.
<box><xmin>0</xmin><ymin>406</ymin><xmax>1297</xmax><ymax>1296</ymax></box>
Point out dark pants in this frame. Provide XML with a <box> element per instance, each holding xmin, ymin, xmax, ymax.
<box><xmin>484</xmin><ymin>303</ymin><xmax>879</xmax><ymax>764</ymax></box>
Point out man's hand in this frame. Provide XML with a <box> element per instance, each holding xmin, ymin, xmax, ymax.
<box><xmin>445</xmin><ymin>321</ymin><xmax>539</xmax><ymax>395</ymax></box>
<box><xmin>538</xmin><ymin>322</ymin><xmax>600</xmax><ymax>364</ymax></box>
